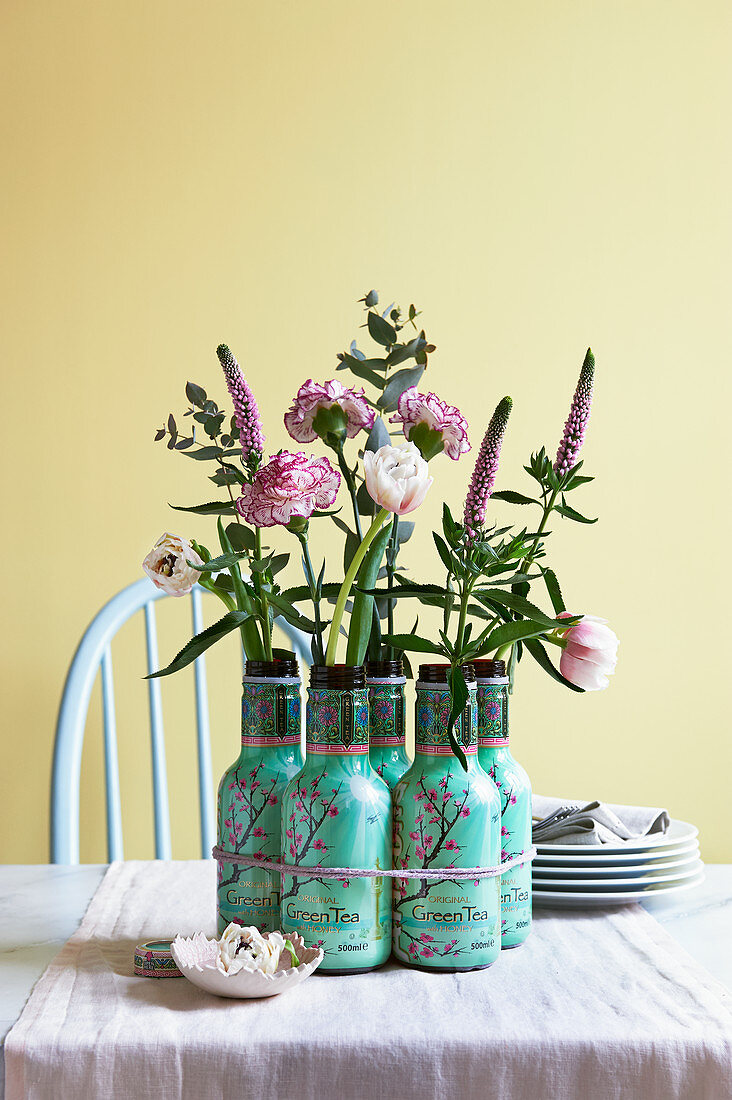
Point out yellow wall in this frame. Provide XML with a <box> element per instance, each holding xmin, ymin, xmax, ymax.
<box><xmin>2</xmin><ymin>1</ymin><xmax>730</xmax><ymax>863</ymax></box>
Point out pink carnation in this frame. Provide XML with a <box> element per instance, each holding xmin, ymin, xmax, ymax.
<box><xmin>236</xmin><ymin>451</ymin><xmax>341</xmax><ymax>527</ymax></box>
<box><xmin>284</xmin><ymin>379</ymin><xmax>375</xmax><ymax>444</ymax></box>
<box><xmin>390</xmin><ymin>387</ymin><xmax>470</xmax><ymax>460</ymax></box>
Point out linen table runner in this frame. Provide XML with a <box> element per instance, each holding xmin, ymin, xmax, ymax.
<box><xmin>6</xmin><ymin>861</ymin><xmax>732</xmax><ymax>1100</ymax></box>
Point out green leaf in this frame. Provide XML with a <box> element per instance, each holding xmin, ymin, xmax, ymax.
<box><xmin>432</xmin><ymin>532</ymin><xmax>454</xmax><ymax>574</ymax></box>
<box><xmin>191</xmin><ymin>550</ymin><xmax>249</xmax><ymax>573</ymax></box>
<box><xmin>442</xmin><ymin>503</ymin><xmax>459</xmax><ymax>548</ymax></box>
<box><xmin>381</xmin><ymin>633</ymin><xmax>445</xmax><ymax>655</ymax></box>
<box><xmin>346</xmin><ymin>523</ymin><xmax>391</xmax><ymax>666</ymax></box>
<box><xmin>281</xmin><ymin>582</ymin><xmax>342</xmax><ymax>603</ymax></box>
<box><xmin>446</xmin><ymin>665</ymin><xmax>469</xmax><ymax>772</ymax></box>
<box><xmin>269</xmin><ymin>553</ymin><xmax>290</xmax><ymax>576</ymax></box>
<box><xmin>209</xmin><ymin>469</ymin><xmax>243</xmax><ymax>487</ymax></box>
<box><xmin>384</xmin><ymin>336</ymin><xmax>426</xmax><ymax>368</ymax></box>
<box><xmin>541</xmin><ymin>568</ymin><xmax>566</xmax><ymax>614</ymax></box>
<box><xmin>377</xmin><ymin>365</ymin><xmax>426</xmax><ymax>412</ymax></box>
<box><xmin>169</xmin><ymin>501</ymin><xmax>236</xmax><ymax>516</ymax></box>
<box><xmin>364</xmin><ymin>417</ymin><xmax>390</xmax><ymax>453</ymax></box>
<box><xmin>265</xmin><ymin>590</ymin><xmax>319</xmax><ymax>634</ymax></box>
<box><xmin>524</xmin><ymin>638</ymin><xmax>583</xmax><ymax>692</ymax></box>
<box><xmin>491</xmin><ymin>490</ymin><xmax>538</xmax><ymax>505</ymax></box>
<box><xmin>356</xmin><ymin>479</ymin><xmax>376</xmax><ymax>516</ymax></box>
<box><xmin>479</xmin><ymin>619</ymin><xmax>553</xmax><ymax>653</ymax></box>
<box><xmin>336</xmin><ymin>353</ymin><xmax>385</xmax><ymax>387</ymax></box>
<box><xmin>358</xmin><ymin>581</ymin><xmax>451</xmax><ymax>601</ymax></box>
<box><xmin>146</xmin><ymin>611</ymin><xmax>251</xmax><ymax>678</ymax></box>
<box><xmin>396</xmin><ymin>520</ymin><xmax>414</xmax><ymax>544</ymax></box>
<box><xmin>225</xmin><ymin>523</ymin><xmax>256</xmax><ymax>552</ymax></box>
<box><xmin>367</xmin><ymin>311</ymin><xmax>397</xmax><ymax>346</ymax></box>
<box><xmin>182</xmin><ymin>445</ymin><xmax>240</xmax><ymax>462</ymax></box>
<box><xmin>555</xmin><ymin>497</ymin><xmax>598</xmax><ymax>524</ymax></box>
<box><xmin>474</xmin><ymin>590</ymin><xmax>563</xmax><ymax>630</ymax></box>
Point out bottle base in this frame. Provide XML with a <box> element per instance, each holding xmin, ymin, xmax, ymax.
<box><xmin>394</xmin><ymin>957</ymin><xmax>499</xmax><ymax>974</ymax></box>
<box><xmin>315</xmin><ymin>958</ymin><xmax>391</xmax><ymax>977</ymax></box>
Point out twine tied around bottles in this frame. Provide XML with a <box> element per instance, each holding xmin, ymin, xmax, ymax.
<box><xmin>211</xmin><ymin>846</ymin><xmax>536</xmax><ymax>880</ymax></box>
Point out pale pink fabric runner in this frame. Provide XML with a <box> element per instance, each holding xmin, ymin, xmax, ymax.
<box><xmin>6</xmin><ymin>860</ymin><xmax>732</xmax><ymax>1100</ymax></box>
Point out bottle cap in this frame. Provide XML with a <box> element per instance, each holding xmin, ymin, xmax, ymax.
<box><xmin>133</xmin><ymin>939</ymin><xmax>184</xmax><ymax>978</ymax></box>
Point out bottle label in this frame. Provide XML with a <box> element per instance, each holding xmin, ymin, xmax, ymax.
<box><xmin>414</xmin><ymin>684</ymin><xmax>477</xmax><ymax>755</ymax></box>
<box><xmin>305</xmin><ymin>687</ymin><xmax>369</xmax><ymax>754</ymax></box>
<box><xmin>484</xmin><ymin>756</ymin><xmax>532</xmax><ymax>943</ymax></box>
<box><xmin>280</xmin><ymin>757</ymin><xmax>392</xmax><ymax>969</ymax></box>
<box><xmin>393</xmin><ymin>750</ymin><xmax>501</xmax><ymax>969</ymax></box>
<box><xmin>241</xmin><ymin>680</ymin><xmax>301</xmax><ymax>747</ymax></box>
<box><xmin>477</xmin><ymin>683</ymin><xmax>509</xmax><ymax>747</ymax></box>
<box><xmin>217</xmin><ymin>870</ymin><xmax>280</xmax><ymax>935</ymax></box>
<box><xmin>367</xmin><ymin>681</ymin><xmax>406</xmax><ymax>747</ymax></box>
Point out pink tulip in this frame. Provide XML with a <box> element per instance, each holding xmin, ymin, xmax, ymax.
<box><xmin>363</xmin><ymin>441</ymin><xmax>433</xmax><ymax>515</ymax></box>
<box><xmin>558</xmin><ymin>613</ymin><xmax>618</xmax><ymax>691</ymax></box>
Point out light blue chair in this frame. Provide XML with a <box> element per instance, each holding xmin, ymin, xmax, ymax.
<box><xmin>50</xmin><ymin>577</ymin><xmax>310</xmax><ymax>864</ymax></box>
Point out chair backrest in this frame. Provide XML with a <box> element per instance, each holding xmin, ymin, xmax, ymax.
<box><xmin>50</xmin><ymin>577</ymin><xmax>310</xmax><ymax>864</ymax></box>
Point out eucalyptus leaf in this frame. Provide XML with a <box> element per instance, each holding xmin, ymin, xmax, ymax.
<box><xmin>225</xmin><ymin>523</ymin><xmax>256</xmax><ymax>552</ymax></box>
<box><xmin>365</xmin><ymin>417</ymin><xmax>391</xmax><ymax>453</ymax></box>
<box><xmin>377</xmin><ymin>365</ymin><xmax>426</xmax><ymax>412</ymax></box>
<box><xmin>169</xmin><ymin>501</ymin><xmax>236</xmax><ymax>516</ymax></box>
<box><xmin>367</xmin><ymin>311</ymin><xmax>397</xmax><ymax>346</ymax></box>
<box><xmin>185</xmin><ymin>381</ymin><xmax>207</xmax><ymax>407</ymax></box>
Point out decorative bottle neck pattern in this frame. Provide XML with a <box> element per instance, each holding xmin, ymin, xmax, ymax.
<box><xmin>366</xmin><ymin>676</ymin><xmax>406</xmax><ymax>747</ymax></box>
<box><xmin>414</xmin><ymin>679</ymin><xmax>478</xmax><ymax>756</ymax></box>
<box><xmin>240</xmin><ymin>676</ymin><xmax>301</xmax><ymax>747</ymax></box>
<box><xmin>476</xmin><ymin>676</ymin><xmax>510</xmax><ymax>748</ymax></box>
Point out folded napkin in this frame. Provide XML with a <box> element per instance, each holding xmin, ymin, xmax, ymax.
<box><xmin>532</xmin><ymin>794</ymin><xmax>670</xmax><ymax>845</ymax></box>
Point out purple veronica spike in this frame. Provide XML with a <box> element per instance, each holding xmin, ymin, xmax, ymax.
<box><xmin>463</xmin><ymin>396</ymin><xmax>512</xmax><ymax>538</ymax></box>
<box><xmin>216</xmin><ymin>344</ymin><xmax>265</xmax><ymax>472</ymax></box>
<box><xmin>554</xmin><ymin>348</ymin><xmax>595</xmax><ymax>475</ymax></box>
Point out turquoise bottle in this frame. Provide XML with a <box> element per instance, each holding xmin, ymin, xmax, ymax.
<box><xmin>392</xmin><ymin>663</ymin><xmax>501</xmax><ymax>971</ymax></box>
<box><xmin>366</xmin><ymin>658</ymin><xmax>411</xmax><ymax>790</ymax></box>
<box><xmin>280</xmin><ymin>665</ymin><xmax>392</xmax><ymax>974</ymax></box>
<box><xmin>475</xmin><ymin>659</ymin><xmax>532</xmax><ymax>949</ymax></box>
<box><xmin>216</xmin><ymin>657</ymin><xmax>303</xmax><ymax>935</ymax></box>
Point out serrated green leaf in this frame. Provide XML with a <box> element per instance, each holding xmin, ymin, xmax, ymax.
<box><xmin>491</xmin><ymin>490</ymin><xmax>539</xmax><ymax>505</ymax></box>
<box><xmin>446</xmin><ymin>665</ymin><xmax>469</xmax><ymax>772</ymax></box>
<box><xmin>190</xmin><ymin>550</ymin><xmax>249</xmax><ymax>573</ymax></box>
<box><xmin>524</xmin><ymin>638</ymin><xmax>583</xmax><ymax>692</ymax></box>
<box><xmin>555</xmin><ymin>499</ymin><xmax>598</xmax><ymax>524</ymax></box>
<box><xmin>541</xmin><ymin>567</ymin><xmax>566</xmax><ymax>614</ymax></box>
<box><xmin>474</xmin><ymin>590</ymin><xmax>563</xmax><ymax>630</ymax></box>
<box><xmin>146</xmin><ymin>610</ymin><xmax>251</xmax><ymax>678</ymax></box>
<box><xmin>381</xmin><ymin>633</ymin><xmax>445</xmax><ymax>655</ymax></box>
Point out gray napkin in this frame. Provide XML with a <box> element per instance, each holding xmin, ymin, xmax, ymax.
<box><xmin>532</xmin><ymin>794</ymin><xmax>670</xmax><ymax>845</ymax></box>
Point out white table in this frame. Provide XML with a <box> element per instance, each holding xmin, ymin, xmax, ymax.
<box><xmin>2</xmin><ymin>863</ymin><xmax>731</xmax><ymax>1098</ymax></box>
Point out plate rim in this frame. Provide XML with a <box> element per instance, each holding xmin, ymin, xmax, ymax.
<box><xmin>532</xmin><ymin>870</ymin><xmax>705</xmax><ymax>905</ymax></box>
<box><xmin>533</xmin><ymin>840</ymin><xmax>699</xmax><ymax>866</ymax></box>
<box><xmin>530</xmin><ymin>860</ymin><xmax>704</xmax><ymax>890</ymax></box>
<box><xmin>531</xmin><ymin>852</ymin><xmax>702</xmax><ymax>877</ymax></box>
<box><xmin>534</xmin><ymin>817</ymin><xmax>697</xmax><ymax>855</ymax></box>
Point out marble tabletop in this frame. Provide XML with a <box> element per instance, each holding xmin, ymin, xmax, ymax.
<box><xmin>1</xmin><ymin>863</ymin><xmax>730</xmax><ymax>1098</ymax></box>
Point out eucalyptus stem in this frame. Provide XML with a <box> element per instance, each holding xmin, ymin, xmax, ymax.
<box><xmin>325</xmin><ymin>508</ymin><xmax>390</xmax><ymax>666</ymax></box>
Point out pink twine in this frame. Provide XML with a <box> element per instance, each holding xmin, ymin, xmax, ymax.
<box><xmin>211</xmin><ymin>845</ymin><xmax>535</xmax><ymax>880</ymax></box>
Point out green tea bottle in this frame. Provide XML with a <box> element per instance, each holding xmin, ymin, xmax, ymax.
<box><xmin>475</xmin><ymin>658</ymin><xmax>532</xmax><ymax>949</ymax></box>
<box><xmin>366</xmin><ymin>658</ymin><xmax>411</xmax><ymax>789</ymax></box>
<box><xmin>392</xmin><ymin>663</ymin><xmax>501</xmax><ymax>971</ymax></box>
<box><xmin>216</xmin><ymin>657</ymin><xmax>303</xmax><ymax>934</ymax></box>
<box><xmin>280</xmin><ymin>665</ymin><xmax>392</xmax><ymax>974</ymax></box>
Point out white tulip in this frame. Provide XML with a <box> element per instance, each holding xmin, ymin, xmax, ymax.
<box><xmin>142</xmin><ymin>532</ymin><xmax>203</xmax><ymax>597</ymax></box>
<box><xmin>363</xmin><ymin>441</ymin><xmax>433</xmax><ymax>516</ymax></box>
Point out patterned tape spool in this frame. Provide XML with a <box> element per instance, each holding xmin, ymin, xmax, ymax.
<box><xmin>133</xmin><ymin>939</ymin><xmax>184</xmax><ymax>978</ymax></box>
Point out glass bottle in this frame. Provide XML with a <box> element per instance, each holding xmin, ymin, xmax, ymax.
<box><xmin>280</xmin><ymin>665</ymin><xmax>392</xmax><ymax>975</ymax></box>
<box><xmin>392</xmin><ymin>663</ymin><xmax>501</xmax><ymax>971</ymax></box>
<box><xmin>216</xmin><ymin>656</ymin><xmax>303</xmax><ymax>935</ymax></box>
<box><xmin>366</xmin><ymin>657</ymin><xmax>411</xmax><ymax>790</ymax></box>
<box><xmin>475</xmin><ymin>658</ymin><xmax>532</xmax><ymax>949</ymax></box>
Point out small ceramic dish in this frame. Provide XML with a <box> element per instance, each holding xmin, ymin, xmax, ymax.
<box><xmin>171</xmin><ymin>930</ymin><xmax>323</xmax><ymax>999</ymax></box>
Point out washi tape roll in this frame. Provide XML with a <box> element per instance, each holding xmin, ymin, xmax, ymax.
<box><xmin>133</xmin><ymin>939</ymin><xmax>184</xmax><ymax>978</ymax></box>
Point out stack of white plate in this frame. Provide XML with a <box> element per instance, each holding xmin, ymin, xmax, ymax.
<box><xmin>532</xmin><ymin>819</ymin><xmax>703</xmax><ymax>909</ymax></box>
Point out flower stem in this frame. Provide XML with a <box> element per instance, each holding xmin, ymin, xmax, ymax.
<box><xmin>325</xmin><ymin>508</ymin><xmax>390</xmax><ymax>666</ymax></box>
<box><xmin>386</xmin><ymin>513</ymin><xmax>400</xmax><ymax>655</ymax></box>
<box><xmin>255</xmin><ymin>527</ymin><xmax>273</xmax><ymax>661</ymax></box>
<box><xmin>297</xmin><ymin>531</ymin><xmax>324</xmax><ymax>664</ymax></box>
<box><xmin>336</xmin><ymin>444</ymin><xmax>363</xmax><ymax>540</ymax></box>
